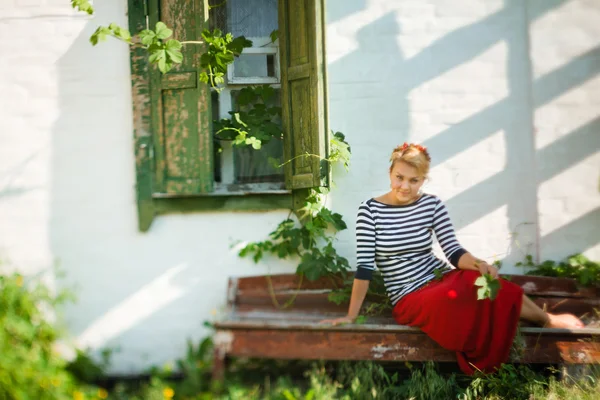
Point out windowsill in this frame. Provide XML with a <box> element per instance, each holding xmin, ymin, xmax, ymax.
<box><xmin>151</xmin><ymin>191</ymin><xmax>293</xmax><ymax>216</ymax></box>
<box><xmin>152</xmin><ymin>182</ymin><xmax>289</xmax><ymax>198</ymax></box>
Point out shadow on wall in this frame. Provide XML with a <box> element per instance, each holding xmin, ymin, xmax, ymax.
<box><xmin>47</xmin><ymin>0</ymin><xmax>599</xmax><ymax>373</ymax></box>
<box><xmin>328</xmin><ymin>0</ymin><xmax>599</xmax><ymax>265</ymax></box>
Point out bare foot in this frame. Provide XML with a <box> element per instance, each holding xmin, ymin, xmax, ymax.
<box><xmin>546</xmin><ymin>313</ymin><xmax>585</xmax><ymax>329</ymax></box>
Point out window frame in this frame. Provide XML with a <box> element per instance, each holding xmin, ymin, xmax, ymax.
<box><xmin>226</xmin><ymin>40</ymin><xmax>281</xmax><ymax>85</ymax></box>
<box><xmin>127</xmin><ymin>0</ymin><xmax>328</xmax><ymax>231</ymax></box>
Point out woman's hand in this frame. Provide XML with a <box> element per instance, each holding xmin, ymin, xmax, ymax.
<box><xmin>319</xmin><ymin>315</ymin><xmax>356</xmax><ymax>326</ymax></box>
<box><xmin>476</xmin><ymin>260</ymin><xmax>499</xmax><ymax>279</ymax></box>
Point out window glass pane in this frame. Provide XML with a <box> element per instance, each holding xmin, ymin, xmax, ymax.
<box><xmin>234</xmin><ymin>139</ymin><xmax>284</xmax><ymax>184</ymax></box>
<box><xmin>233</xmin><ymin>53</ymin><xmax>276</xmax><ymax>78</ymax></box>
<box><xmin>211</xmin><ymin>91</ymin><xmax>222</xmax><ymax>183</ymax></box>
<box><xmin>231</xmin><ymin>89</ymin><xmax>284</xmax><ymax>184</ymax></box>
<box><xmin>208</xmin><ymin>2</ymin><xmax>227</xmax><ymax>32</ymax></box>
<box><xmin>227</xmin><ymin>0</ymin><xmax>278</xmax><ymax>37</ymax></box>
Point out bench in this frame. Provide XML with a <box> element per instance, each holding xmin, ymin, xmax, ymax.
<box><xmin>212</xmin><ymin>273</ymin><xmax>600</xmax><ymax>380</ymax></box>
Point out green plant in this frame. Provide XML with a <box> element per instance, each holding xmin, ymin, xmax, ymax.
<box><xmin>79</xmin><ymin>4</ymin><xmax>252</xmax><ymax>90</ymax></box>
<box><xmin>173</xmin><ymin>337</ymin><xmax>216</xmax><ymax>398</ymax></box>
<box><xmin>65</xmin><ymin>348</ymin><xmax>112</xmax><ymax>384</ymax></box>
<box><xmin>91</xmin><ymin>23</ymin><xmax>133</xmax><ymax>46</ymax></box>
<box><xmin>214</xmin><ymin>85</ymin><xmax>282</xmax><ymax>149</ymax></box>
<box><xmin>517</xmin><ymin>253</ymin><xmax>600</xmax><ymax>287</ymax></box>
<box><xmin>199</xmin><ymin>29</ymin><xmax>253</xmax><ymax>88</ymax></box>
<box><xmin>72</xmin><ymin>0</ymin><xmax>93</xmax><ymax>14</ymax></box>
<box><xmin>396</xmin><ymin>361</ymin><xmax>460</xmax><ymax>400</ymax></box>
<box><xmin>239</xmin><ymin>202</ymin><xmax>350</xmax><ymax>282</ymax></box>
<box><xmin>462</xmin><ymin>364</ymin><xmax>548</xmax><ymax>400</ymax></box>
<box><xmin>0</xmin><ymin>271</ymin><xmax>101</xmax><ymax>400</ymax></box>
<box><xmin>239</xmin><ymin>134</ymin><xmax>352</xmax><ymax>285</ymax></box>
<box><xmin>475</xmin><ymin>273</ymin><xmax>501</xmax><ymax>301</ymax></box>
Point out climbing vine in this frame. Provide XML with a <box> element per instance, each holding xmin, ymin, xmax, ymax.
<box><xmin>214</xmin><ymin>85</ymin><xmax>282</xmax><ymax>150</ymax></box>
<box><xmin>76</xmin><ymin>2</ymin><xmax>253</xmax><ymax>91</ymax></box>
<box><xmin>238</xmin><ymin>133</ymin><xmax>352</xmax><ymax>283</ymax></box>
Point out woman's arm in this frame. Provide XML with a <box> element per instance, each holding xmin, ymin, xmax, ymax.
<box><xmin>321</xmin><ymin>202</ymin><xmax>376</xmax><ymax>325</ymax></box>
<box><xmin>320</xmin><ymin>278</ymin><xmax>370</xmax><ymax>325</ymax></box>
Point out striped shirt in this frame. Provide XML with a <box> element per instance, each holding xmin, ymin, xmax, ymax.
<box><xmin>355</xmin><ymin>193</ymin><xmax>467</xmax><ymax>305</ymax></box>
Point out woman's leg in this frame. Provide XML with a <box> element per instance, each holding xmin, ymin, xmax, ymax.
<box><xmin>520</xmin><ymin>294</ymin><xmax>585</xmax><ymax>328</ymax></box>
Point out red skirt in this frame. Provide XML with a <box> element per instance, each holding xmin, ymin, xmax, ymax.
<box><xmin>392</xmin><ymin>269</ymin><xmax>523</xmax><ymax>375</ymax></box>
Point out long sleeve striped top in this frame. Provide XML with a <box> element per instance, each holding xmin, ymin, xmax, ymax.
<box><xmin>355</xmin><ymin>194</ymin><xmax>467</xmax><ymax>305</ymax></box>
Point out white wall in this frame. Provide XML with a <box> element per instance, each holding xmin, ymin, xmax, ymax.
<box><xmin>0</xmin><ymin>0</ymin><xmax>598</xmax><ymax>373</ymax></box>
<box><xmin>0</xmin><ymin>0</ymin><xmax>296</xmax><ymax>373</ymax></box>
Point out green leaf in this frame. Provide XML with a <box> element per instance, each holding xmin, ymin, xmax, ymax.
<box><xmin>228</xmin><ymin>36</ymin><xmax>253</xmax><ymax>55</ymax></box>
<box><xmin>116</xmin><ymin>27</ymin><xmax>132</xmax><ymax>42</ymax></box>
<box><xmin>165</xmin><ymin>41</ymin><xmax>183</xmax><ymax>64</ymax></box>
<box><xmin>245</xmin><ymin>137</ymin><xmax>262</xmax><ymax>150</ymax></box>
<box><xmin>155</xmin><ymin>22</ymin><xmax>173</xmax><ymax>40</ymax></box>
<box><xmin>269</xmin><ymin>29</ymin><xmax>279</xmax><ymax>43</ymax></box>
<box><xmin>165</xmin><ymin>39</ymin><xmax>182</xmax><ymax>51</ymax></box>
<box><xmin>157</xmin><ymin>57</ymin><xmax>173</xmax><ymax>73</ymax></box>
<box><xmin>282</xmin><ymin>389</ymin><xmax>296</xmax><ymax>400</ymax></box>
<box><xmin>199</xmin><ymin>71</ymin><xmax>209</xmax><ymax>83</ymax></box>
<box><xmin>215</xmin><ymin>52</ymin><xmax>234</xmax><ymax>68</ymax></box>
<box><xmin>214</xmin><ymin>73</ymin><xmax>225</xmax><ymax>85</ymax></box>
<box><xmin>149</xmin><ymin>48</ymin><xmax>165</xmax><ymax>64</ymax></box>
<box><xmin>477</xmin><ymin>286</ymin><xmax>487</xmax><ymax>301</ymax></box>
<box><xmin>474</xmin><ymin>274</ymin><xmax>500</xmax><ymax>301</ymax></box>
<box><xmin>72</xmin><ymin>0</ymin><xmax>94</xmax><ymax>14</ymax></box>
<box><xmin>90</xmin><ymin>26</ymin><xmax>110</xmax><ymax>46</ymax></box>
<box><xmin>355</xmin><ymin>316</ymin><xmax>367</xmax><ymax>324</ymax></box>
<box><xmin>167</xmin><ymin>49</ymin><xmax>183</xmax><ymax>64</ymax></box>
<box><xmin>139</xmin><ymin>29</ymin><xmax>156</xmax><ymax>46</ymax></box>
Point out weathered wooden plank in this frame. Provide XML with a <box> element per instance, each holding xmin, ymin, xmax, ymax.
<box><xmin>161</xmin><ymin>72</ymin><xmax>198</xmax><ymax>90</ymax></box>
<box><xmin>234</xmin><ymin>273</ymin><xmax>347</xmax><ymax>292</ymax></box>
<box><xmin>213</xmin><ymin>328</ymin><xmax>600</xmax><ymax>364</ymax></box>
<box><xmin>230</xmin><ymin>292</ymin><xmax>600</xmax><ymax>317</ymax></box>
<box><xmin>232</xmin><ymin>273</ymin><xmax>599</xmax><ymax>298</ymax></box>
<box><xmin>508</xmin><ymin>275</ymin><xmax>600</xmax><ymax>297</ymax></box>
<box><xmin>214</xmin><ymin>318</ymin><xmax>600</xmax><ymax>337</ymax></box>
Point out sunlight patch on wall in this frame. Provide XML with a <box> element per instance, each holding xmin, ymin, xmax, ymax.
<box><xmin>427</xmin><ymin>129</ymin><xmax>506</xmax><ymax>195</ymax></box>
<box><xmin>538</xmin><ymin>155</ymin><xmax>600</xmax><ymax>232</ymax></box>
<box><xmin>534</xmin><ymin>74</ymin><xmax>600</xmax><ymax>149</ymax></box>
<box><xmin>529</xmin><ymin>0</ymin><xmax>600</xmax><ymax>80</ymax></box>
<box><xmin>395</xmin><ymin>0</ymin><xmax>503</xmax><ymax>60</ymax></box>
<box><xmin>408</xmin><ymin>40</ymin><xmax>508</xmax><ymax>144</ymax></box>
<box><xmin>76</xmin><ymin>263</ymin><xmax>198</xmax><ymax>349</ymax></box>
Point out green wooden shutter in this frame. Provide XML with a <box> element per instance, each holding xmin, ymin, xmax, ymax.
<box><xmin>129</xmin><ymin>0</ymin><xmax>155</xmax><ymax>231</ymax></box>
<box><xmin>279</xmin><ymin>0</ymin><xmax>330</xmax><ymax>189</ymax></box>
<box><xmin>149</xmin><ymin>0</ymin><xmax>213</xmax><ymax>195</ymax></box>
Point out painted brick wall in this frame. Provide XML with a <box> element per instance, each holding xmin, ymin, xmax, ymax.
<box><xmin>0</xmin><ymin>0</ymin><xmax>598</xmax><ymax>373</ymax></box>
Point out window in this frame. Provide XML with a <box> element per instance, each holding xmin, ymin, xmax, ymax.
<box><xmin>127</xmin><ymin>0</ymin><xmax>329</xmax><ymax>231</ymax></box>
<box><xmin>210</xmin><ymin>0</ymin><xmax>285</xmax><ymax>193</ymax></box>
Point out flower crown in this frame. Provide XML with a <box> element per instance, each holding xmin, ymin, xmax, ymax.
<box><xmin>399</xmin><ymin>142</ymin><xmax>427</xmax><ymax>153</ymax></box>
<box><xmin>390</xmin><ymin>142</ymin><xmax>431</xmax><ymax>163</ymax></box>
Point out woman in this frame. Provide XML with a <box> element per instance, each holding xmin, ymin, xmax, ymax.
<box><xmin>321</xmin><ymin>143</ymin><xmax>584</xmax><ymax>375</ymax></box>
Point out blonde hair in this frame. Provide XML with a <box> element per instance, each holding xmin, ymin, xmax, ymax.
<box><xmin>389</xmin><ymin>143</ymin><xmax>431</xmax><ymax>176</ymax></box>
